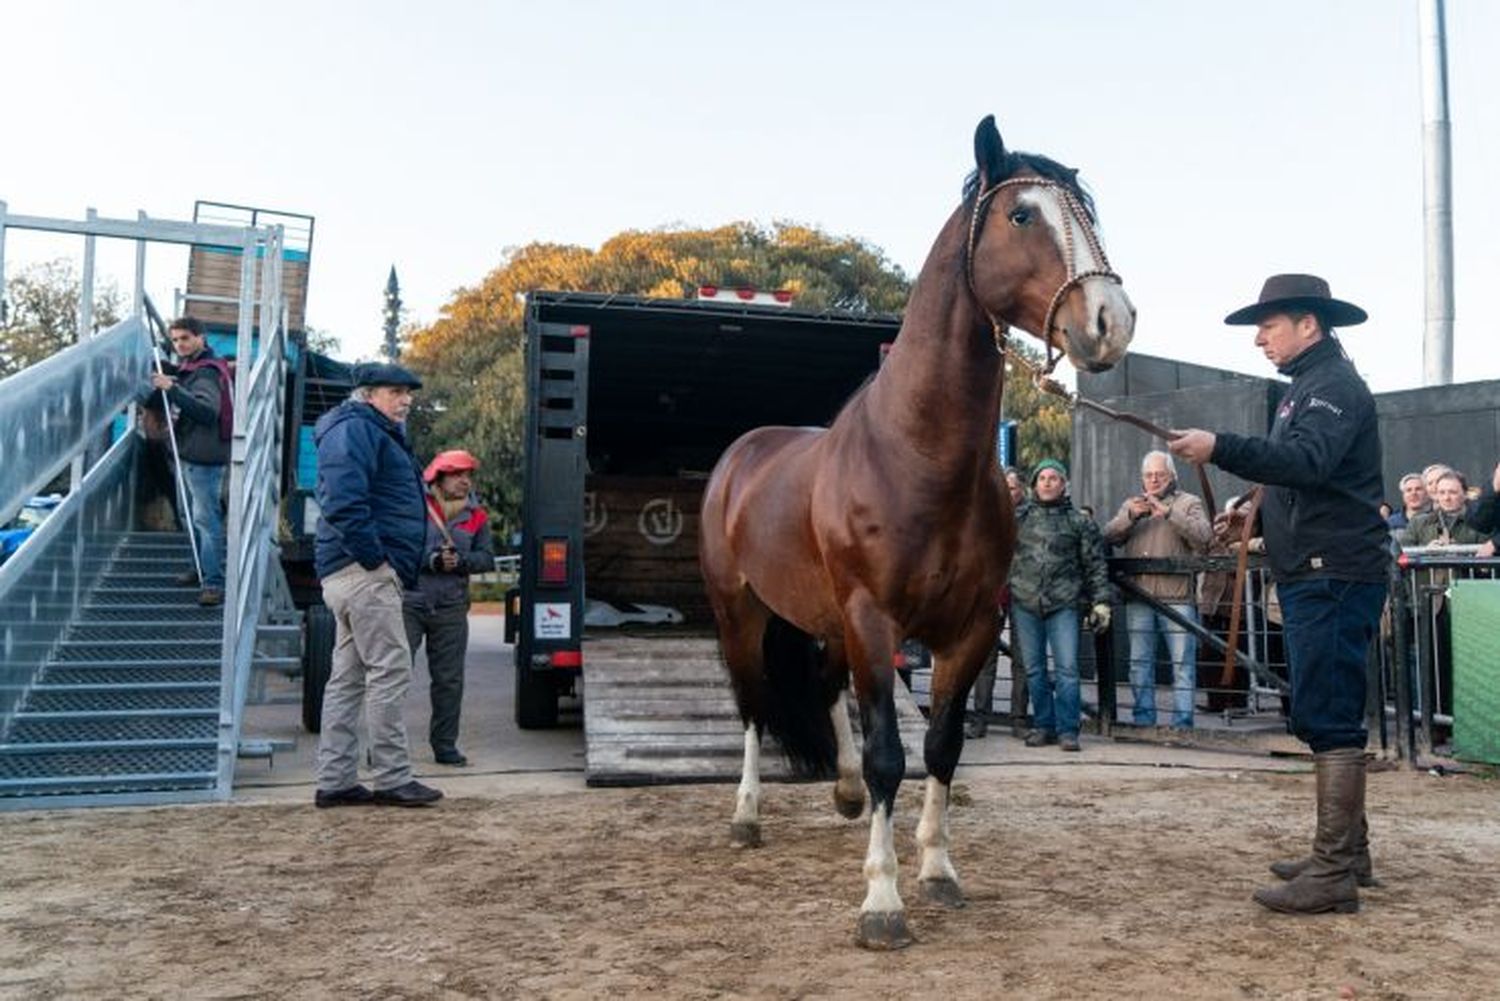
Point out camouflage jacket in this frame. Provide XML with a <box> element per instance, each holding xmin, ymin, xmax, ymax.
<box><xmin>1008</xmin><ymin>498</ymin><xmax>1114</xmax><ymax>616</ymax></box>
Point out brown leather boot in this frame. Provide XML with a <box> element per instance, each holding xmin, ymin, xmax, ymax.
<box><xmin>1253</xmin><ymin>748</ymin><xmax>1365</xmax><ymax>915</ymax></box>
<box><xmin>1269</xmin><ymin>812</ymin><xmax>1380</xmax><ymax>887</ymax></box>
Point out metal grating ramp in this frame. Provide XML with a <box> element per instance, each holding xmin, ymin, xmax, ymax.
<box><xmin>582</xmin><ymin>635</ymin><xmax>929</xmax><ymax>787</ymax></box>
<box><xmin>0</xmin><ymin>532</ymin><xmax>222</xmax><ymax>805</ymax></box>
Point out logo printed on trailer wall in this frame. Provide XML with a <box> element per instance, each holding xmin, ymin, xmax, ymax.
<box><xmin>638</xmin><ymin>498</ymin><xmax>684</xmax><ymax>546</ymax></box>
<box><xmin>583</xmin><ymin>492</ymin><xmax>608</xmax><ymax>537</ymax></box>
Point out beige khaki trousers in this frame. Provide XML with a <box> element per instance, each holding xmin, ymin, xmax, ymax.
<box><xmin>315</xmin><ymin>562</ymin><xmax>415</xmax><ymax>792</ymax></box>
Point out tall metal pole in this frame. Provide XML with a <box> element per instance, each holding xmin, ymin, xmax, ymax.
<box><xmin>1419</xmin><ymin>0</ymin><xmax>1454</xmax><ymax>386</ymax></box>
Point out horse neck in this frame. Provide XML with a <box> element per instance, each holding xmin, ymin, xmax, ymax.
<box><xmin>867</xmin><ymin>206</ymin><xmax>1004</xmax><ymax>474</ymax></box>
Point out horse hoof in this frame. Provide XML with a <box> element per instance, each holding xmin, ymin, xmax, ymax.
<box><xmin>832</xmin><ymin>786</ymin><xmax>865</xmax><ymax>819</ymax></box>
<box><xmin>729</xmin><ymin>821</ymin><xmax>762</xmax><ymax>848</ymax></box>
<box><xmin>919</xmin><ymin>877</ymin><xmax>966</xmax><ymax>909</ymax></box>
<box><xmin>855</xmin><ymin>909</ymin><xmax>914</xmax><ymax>950</ymax></box>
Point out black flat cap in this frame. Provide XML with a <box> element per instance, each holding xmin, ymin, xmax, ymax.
<box><xmin>352</xmin><ymin>362</ymin><xmax>423</xmax><ymax>389</ymax></box>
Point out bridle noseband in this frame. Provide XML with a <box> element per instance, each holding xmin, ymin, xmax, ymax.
<box><xmin>964</xmin><ymin>176</ymin><xmax>1121</xmax><ymax>377</ymax></box>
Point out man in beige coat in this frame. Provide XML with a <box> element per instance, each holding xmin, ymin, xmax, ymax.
<box><xmin>1102</xmin><ymin>451</ymin><xmax>1212</xmax><ymax>728</ymax></box>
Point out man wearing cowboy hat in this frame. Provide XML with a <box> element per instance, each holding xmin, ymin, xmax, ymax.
<box><xmin>311</xmin><ymin>362</ymin><xmax>443</xmax><ymax>809</ymax></box>
<box><xmin>1170</xmin><ymin>275</ymin><xmax>1390</xmax><ymax>915</ymax></box>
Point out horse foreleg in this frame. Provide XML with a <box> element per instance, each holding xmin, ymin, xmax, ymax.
<box><xmin>830</xmin><ymin>688</ymin><xmax>864</xmax><ymax>819</ymax></box>
<box><xmin>730</xmin><ymin>725</ymin><xmax>763</xmax><ymax>848</ymax></box>
<box><xmin>856</xmin><ymin>682</ymin><xmax>912</xmax><ymax>949</ymax></box>
<box><xmin>915</xmin><ymin>639</ymin><xmax>994</xmax><ymax>909</ymax></box>
<box><xmin>916</xmin><ymin>776</ymin><xmax>963</xmax><ymax>907</ymax></box>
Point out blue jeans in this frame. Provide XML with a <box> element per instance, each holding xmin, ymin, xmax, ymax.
<box><xmin>1013</xmin><ymin>605</ymin><xmax>1080</xmax><ymax>738</ymax></box>
<box><xmin>1126</xmin><ymin>600</ymin><xmax>1198</xmax><ymax>727</ymax></box>
<box><xmin>182</xmin><ymin>462</ymin><xmax>226</xmax><ymax>589</ymax></box>
<box><xmin>1278</xmin><ymin>578</ymin><xmax>1385</xmax><ymax>752</ymax></box>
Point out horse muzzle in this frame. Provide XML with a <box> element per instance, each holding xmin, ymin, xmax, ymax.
<box><xmin>1061</xmin><ymin>280</ymin><xmax>1135</xmax><ymax>373</ymax></box>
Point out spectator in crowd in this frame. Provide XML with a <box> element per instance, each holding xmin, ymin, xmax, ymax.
<box><xmin>1170</xmin><ymin>274</ymin><xmax>1388</xmax><ymax>915</ymax></box>
<box><xmin>1421</xmin><ymin>463</ymin><xmax>1453</xmax><ymax>507</ymax></box>
<box><xmin>1007</xmin><ymin>459</ymin><xmax>1113</xmax><ymax>753</ymax></box>
<box><xmin>404</xmin><ymin>449</ymin><xmax>496</xmax><ymax>767</ymax></box>
<box><xmin>1387</xmin><ymin>473</ymin><xmax>1427</xmax><ymax>531</ymax></box>
<box><xmin>1377</xmin><ymin>500</ymin><xmax>1393</xmax><ymax>522</ymax></box>
<box><xmin>1402</xmin><ymin>470</ymin><xmax>1490</xmax><ymax>550</ymax></box>
<box><xmin>149</xmin><ymin>317</ymin><xmax>233</xmax><ymax>606</ymax></box>
<box><xmin>312</xmin><ymin>362</ymin><xmax>443</xmax><ymax>809</ymax></box>
<box><xmin>967</xmin><ymin>467</ymin><xmax>1028</xmax><ymax>740</ymax></box>
<box><xmin>1468</xmin><ymin>461</ymin><xmax>1500</xmax><ymax>536</ymax></box>
<box><xmin>1103</xmin><ymin>450</ymin><xmax>1213</xmax><ymax>729</ymax></box>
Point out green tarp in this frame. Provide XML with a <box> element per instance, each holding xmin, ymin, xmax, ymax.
<box><xmin>1450</xmin><ymin>579</ymin><xmax>1500</xmax><ymax>765</ymax></box>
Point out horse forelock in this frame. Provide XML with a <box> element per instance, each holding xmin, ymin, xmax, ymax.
<box><xmin>961</xmin><ymin>151</ymin><xmax>1096</xmax><ymax>224</ymax></box>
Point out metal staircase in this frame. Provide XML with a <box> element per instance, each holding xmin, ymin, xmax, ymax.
<box><xmin>0</xmin><ymin>532</ymin><xmax>222</xmax><ymax>801</ymax></box>
<box><xmin>0</xmin><ymin>203</ymin><xmax>297</xmax><ymax>810</ymax></box>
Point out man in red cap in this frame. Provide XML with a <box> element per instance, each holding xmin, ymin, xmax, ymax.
<box><xmin>404</xmin><ymin>449</ymin><xmax>496</xmax><ymax>766</ymax></box>
<box><xmin>1170</xmin><ymin>274</ymin><xmax>1389</xmax><ymax>915</ymax></box>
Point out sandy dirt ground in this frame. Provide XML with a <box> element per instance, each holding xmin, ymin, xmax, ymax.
<box><xmin>2</xmin><ymin>761</ymin><xmax>1497</xmax><ymax>1000</ymax></box>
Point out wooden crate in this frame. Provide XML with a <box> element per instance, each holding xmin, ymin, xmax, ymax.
<box><xmin>184</xmin><ymin>246</ymin><xmax>308</xmax><ymax>333</ymax></box>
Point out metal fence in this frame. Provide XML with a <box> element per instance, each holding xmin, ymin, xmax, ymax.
<box><xmin>1092</xmin><ymin>551</ymin><xmax>1499</xmax><ymax>766</ymax></box>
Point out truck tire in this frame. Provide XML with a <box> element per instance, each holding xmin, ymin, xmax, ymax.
<box><xmin>515</xmin><ymin>664</ymin><xmax>559</xmax><ymax>729</ymax></box>
<box><xmin>301</xmin><ymin>603</ymin><xmax>336</xmax><ymax>733</ymax></box>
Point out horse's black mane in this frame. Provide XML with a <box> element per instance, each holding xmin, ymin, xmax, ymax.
<box><xmin>962</xmin><ymin>151</ymin><xmax>1097</xmax><ymax>224</ymax></box>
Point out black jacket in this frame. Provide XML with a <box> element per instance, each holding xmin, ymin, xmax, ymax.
<box><xmin>313</xmin><ymin>401</ymin><xmax>427</xmax><ymax>587</ymax></box>
<box><xmin>1211</xmin><ymin>336</ymin><xmax>1390</xmax><ymax>584</ymax></box>
<box><xmin>164</xmin><ymin>348</ymin><xmax>232</xmax><ymax>465</ymax></box>
<box><xmin>1469</xmin><ymin>484</ymin><xmax>1499</xmax><ymax>536</ymax></box>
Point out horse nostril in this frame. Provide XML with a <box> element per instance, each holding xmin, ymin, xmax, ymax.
<box><xmin>1096</xmin><ymin>304</ymin><xmax>1108</xmax><ymax>339</ymax></box>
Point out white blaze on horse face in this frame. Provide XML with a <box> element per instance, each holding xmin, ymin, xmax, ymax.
<box><xmin>1018</xmin><ymin>187</ymin><xmax>1134</xmax><ymax>370</ymax></box>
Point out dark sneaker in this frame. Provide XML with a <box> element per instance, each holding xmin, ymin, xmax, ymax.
<box><xmin>314</xmin><ymin>784</ymin><xmax>375</xmax><ymax>808</ymax></box>
<box><xmin>433</xmin><ymin>749</ymin><xmax>469</xmax><ymax>767</ymax></box>
<box><xmin>1058</xmin><ymin>734</ymin><xmax>1081</xmax><ymax>752</ymax></box>
<box><xmin>198</xmin><ymin>588</ymin><xmax>224</xmax><ymax>607</ymax></box>
<box><xmin>1024</xmin><ymin>729</ymin><xmax>1057</xmax><ymax>748</ymax></box>
<box><xmin>373</xmin><ymin>780</ymin><xmax>443</xmax><ymax>807</ymax></box>
<box><xmin>176</xmin><ymin>569</ymin><xmax>201</xmax><ymax>586</ymax></box>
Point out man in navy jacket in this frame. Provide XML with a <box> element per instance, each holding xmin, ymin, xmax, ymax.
<box><xmin>312</xmin><ymin>362</ymin><xmax>442</xmax><ymax>809</ymax></box>
<box><xmin>1171</xmin><ymin>274</ymin><xmax>1388</xmax><ymax>916</ymax></box>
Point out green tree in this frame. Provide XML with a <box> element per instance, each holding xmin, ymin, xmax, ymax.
<box><xmin>1000</xmin><ymin>339</ymin><xmax>1073</xmax><ymax>473</ymax></box>
<box><xmin>0</xmin><ymin>259</ymin><xmax>124</xmax><ymax>377</ymax></box>
<box><xmin>402</xmin><ymin>223</ymin><xmax>912</xmax><ymax>534</ymax></box>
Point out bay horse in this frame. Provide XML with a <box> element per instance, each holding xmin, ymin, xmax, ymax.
<box><xmin>698</xmin><ymin>115</ymin><xmax>1136</xmax><ymax>949</ymax></box>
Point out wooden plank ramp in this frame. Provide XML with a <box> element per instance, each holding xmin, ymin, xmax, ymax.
<box><xmin>582</xmin><ymin>635</ymin><xmax>929</xmax><ymax>787</ymax></box>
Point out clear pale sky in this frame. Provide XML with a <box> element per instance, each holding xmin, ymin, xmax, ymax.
<box><xmin>3</xmin><ymin>1</ymin><xmax>1496</xmax><ymax>392</ymax></box>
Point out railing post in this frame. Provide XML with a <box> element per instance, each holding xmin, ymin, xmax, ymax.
<box><xmin>1414</xmin><ymin>574</ymin><xmax>1436</xmax><ymax>760</ymax></box>
<box><xmin>1390</xmin><ymin>569</ymin><xmax>1415</xmax><ymax>765</ymax></box>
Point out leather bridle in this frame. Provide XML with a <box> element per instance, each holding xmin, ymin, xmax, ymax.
<box><xmin>964</xmin><ymin>175</ymin><xmax>1122</xmax><ymax>376</ymax></box>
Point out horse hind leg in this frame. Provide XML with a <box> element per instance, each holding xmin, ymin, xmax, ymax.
<box><xmin>711</xmin><ymin>587</ymin><xmax>773</xmax><ymax>848</ymax></box>
<box><xmin>829</xmin><ymin>686</ymin><xmax>864</xmax><ymax>819</ymax></box>
<box><xmin>731</xmin><ymin>724</ymin><xmax>763</xmax><ymax>848</ymax></box>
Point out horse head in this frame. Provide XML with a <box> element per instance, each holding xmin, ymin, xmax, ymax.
<box><xmin>966</xmin><ymin>115</ymin><xmax>1135</xmax><ymax>374</ymax></box>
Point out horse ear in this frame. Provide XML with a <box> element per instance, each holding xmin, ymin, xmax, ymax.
<box><xmin>974</xmin><ymin>115</ymin><xmax>1007</xmax><ymax>187</ymax></box>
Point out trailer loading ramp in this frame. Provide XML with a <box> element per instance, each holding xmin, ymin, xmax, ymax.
<box><xmin>581</xmin><ymin>635</ymin><xmax>929</xmax><ymax>787</ymax></box>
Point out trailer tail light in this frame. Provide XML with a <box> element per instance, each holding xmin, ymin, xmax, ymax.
<box><xmin>540</xmin><ymin>538</ymin><xmax>569</xmax><ymax>585</ymax></box>
<box><xmin>550</xmin><ymin>649</ymin><xmax>583</xmax><ymax>669</ymax></box>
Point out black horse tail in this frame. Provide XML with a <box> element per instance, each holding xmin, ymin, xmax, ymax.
<box><xmin>758</xmin><ymin>614</ymin><xmax>839</xmax><ymax>778</ymax></box>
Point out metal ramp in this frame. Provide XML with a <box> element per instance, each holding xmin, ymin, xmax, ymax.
<box><xmin>0</xmin><ymin>533</ymin><xmax>222</xmax><ymax>803</ymax></box>
<box><xmin>582</xmin><ymin>635</ymin><xmax>929</xmax><ymax>787</ymax></box>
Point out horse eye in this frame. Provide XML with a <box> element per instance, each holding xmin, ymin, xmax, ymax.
<box><xmin>1008</xmin><ymin>207</ymin><xmax>1031</xmax><ymax>227</ymax></box>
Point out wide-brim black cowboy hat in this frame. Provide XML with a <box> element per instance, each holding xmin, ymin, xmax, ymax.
<box><xmin>1223</xmin><ymin>273</ymin><xmax>1368</xmax><ymax>327</ymax></box>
